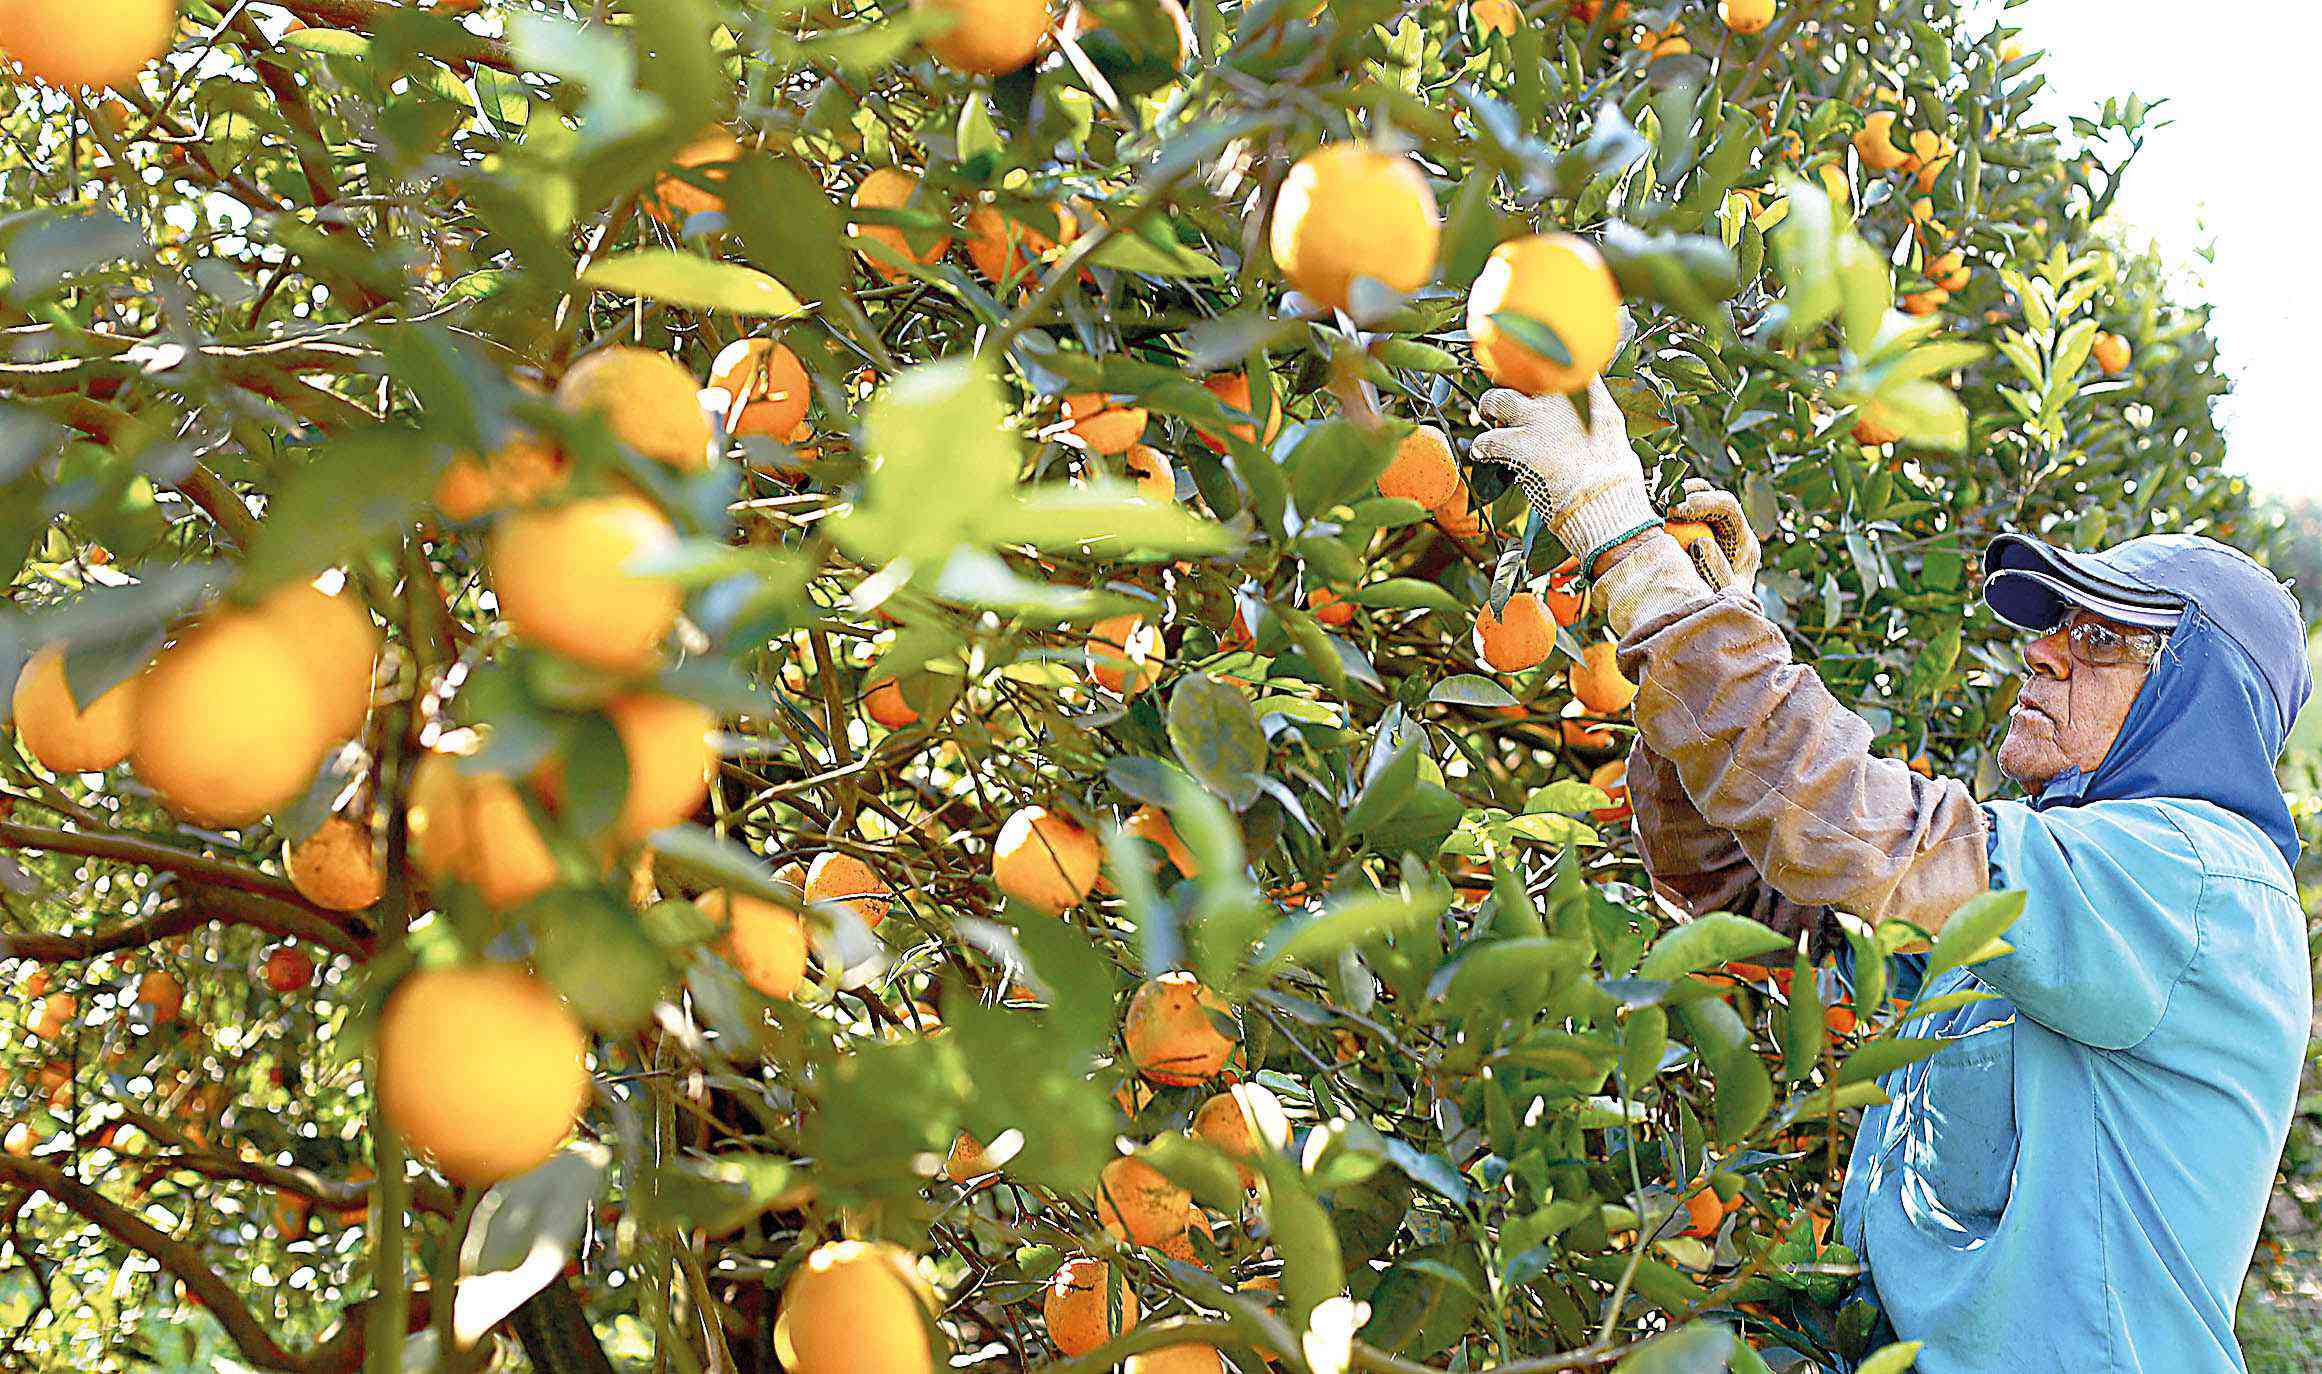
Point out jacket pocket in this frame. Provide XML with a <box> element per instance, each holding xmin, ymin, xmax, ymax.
<box><xmin>1901</xmin><ymin>1014</ymin><xmax>2019</xmax><ymax>1234</ymax></box>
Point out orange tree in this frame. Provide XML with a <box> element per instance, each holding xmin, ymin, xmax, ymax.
<box><xmin>0</xmin><ymin>0</ymin><xmax>2305</xmax><ymax>1371</ymax></box>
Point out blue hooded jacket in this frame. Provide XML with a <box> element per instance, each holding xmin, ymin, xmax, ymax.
<box><xmin>1835</xmin><ymin>534</ymin><xmax>2314</xmax><ymax>1373</ymax></box>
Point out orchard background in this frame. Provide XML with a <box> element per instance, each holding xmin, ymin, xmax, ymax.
<box><xmin>0</xmin><ymin>0</ymin><xmax>2316</xmax><ymax>1370</ymax></box>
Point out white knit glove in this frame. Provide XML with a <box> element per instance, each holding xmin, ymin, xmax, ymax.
<box><xmin>1471</xmin><ymin>377</ymin><xmax>1660</xmax><ymax>572</ymax></box>
<box><xmin>1669</xmin><ymin>478</ymin><xmax>1760</xmax><ymax>593</ymax></box>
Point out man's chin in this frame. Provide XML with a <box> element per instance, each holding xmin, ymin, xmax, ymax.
<box><xmin>1996</xmin><ymin>732</ymin><xmax>2065</xmax><ymax>788</ymax></box>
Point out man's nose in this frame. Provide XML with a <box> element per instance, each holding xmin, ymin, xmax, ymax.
<box><xmin>2024</xmin><ymin>626</ymin><xmax>2073</xmax><ymax>680</ymax></box>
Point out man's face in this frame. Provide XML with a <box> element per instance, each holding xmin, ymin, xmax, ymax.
<box><xmin>1996</xmin><ymin>611</ymin><xmax>2161</xmax><ymax>788</ymax></box>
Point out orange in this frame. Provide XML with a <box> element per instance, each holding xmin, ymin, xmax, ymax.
<box><xmin>258</xmin><ymin>580</ymin><xmax>381</xmax><ymax>744</ymax></box>
<box><xmin>708</xmin><ymin>338</ymin><xmax>812</xmax><ymax>440</ymax></box>
<box><xmin>1854</xmin><ymin>111</ymin><xmax>1909</xmax><ymax>172</ymax></box>
<box><xmin>1064</xmin><ymin>393</ymin><xmax>1148</xmax><ymax>455</ymax></box>
<box><xmin>2093</xmin><ymin>331</ymin><xmax>2131</xmax><ymax>375</ymax></box>
<box><xmin>1467</xmin><ymin>234</ymin><xmax>1623</xmax><ymax>395</ymax></box>
<box><xmin>1044</xmin><ymin>1257</ymin><xmax>1138</xmax><ymax>1356</ymax></box>
<box><xmin>992</xmin><ymin>805</ymin><xmax>1102</xmax><ymax>913</ymax></box>
<box><xmin>1127</xmin><ymin>1344</ymin><xmax>1227</xmax><ymax>1374</ymax></box>
<box><xmin>1376</xmin><ymin>425</ymin><xmax>1460</xmax><ymax>510</ymax></box>
<box><xmin>1473</xmin><ymin>0</ymin><xmax>1518</xmax><ymax>36</ymax></box>
<box><xmin>1433</xmin><ymin>481</ymin><xmax>1491</xmax><ymax>542</ymax></box>
<box><xmin>1571</xmin><ymin>641</ymin><xmax>1636</xmax><ymax>714</ymax></box>
<box><xmin>436</xmin><ymin>420</ymin><xmax>565</xmax><ymax>520</ymax></box>
<box><xmin>130</xmin><ymin>610</ymin><xmax>330</xmax><ymax>827</ymax></box>
<box><xmin>1189</xmin><ymin>1082</ymin><xmax>1289</xmax><ymax>1186</ymax></box>
<box><xmin>1124</xmin><ymin>443</ymin><xmax>1175</xmax><ymax>502</ymax></box>
<box><xmin>600</xmin><ymin>692</ymin><xmax>715</xmax><ymax>841</ymax></box>
<box><xmin>137</xmin><ymin>969</ymin><xmax>182</xmax><ymax>1023</ymax></box>
<box><xmin>1194</xmin><ymin>371</ymin><xmax>1282</xmax><ymax>454</ymax></box>
<box><xmin>11</xmin><ymin>643</ymin><xmax>142</xmax><ymax>773</ymax></box>
<box><xmin>805</xmin><ymin>851</ymin><xmax>891</xmax><ymax>929</ymax></box>
<box><xmin>1900</xmin><ymin>287</ymin><xmax>1947</xmax><ymax>316</ymax></box>
<box><xmin>405</xmin><ymin>750</ymin><xmax>559</xmax><ymax>910</ymax></box>
<box><xmin>286</xmin><ymin>814</ymin><xmax>386</xmax><ymax>911</ymax></box>
<box><xmin>262</xmin><ymin>945</ymin><xmax>314</xmax><ymax>993</ymax></box>
<box><xmin>965</xmin><ymin>200</ymin><xmax>1076</xmax><ymax>285</ymax></box>
<box><xmin>864</xmin><ymin>675</ymin><xmax>919</xmax><ymax>729</ymax></box>
<box><xmin>1121</xmin><ymin>804</ymin><xmax>1197</xmax><ymax>877</ymax></box>
<box><xmin>1088</xmin><ymin>615</ymin><xmax>1162</xmax><ymax>696</ymax></box>
<box><xmin>0</xmin><ymin>0</ymin><xmax>176</xmax><ymax>89</ymax></box>
<box><xmin>849</xmin><ymin>168</ymin><xmax>953</xmax><ymax>281</ymax></box>
<box><xmin>912</xmin><ymin>0</ymin><xmax>1052</xmax><ymax>75</ymax></box>
<box><xmin>1588</xmin><ymin>759</ymin><xmax>1631</xmax><ymax>823</ymax></box>
<box><xmin>554</xmin><ymin>346</ymin><xmax>712</xmax><ymax>472</ymax></box>
<box><xmin>703</xmin><ymin>889</ymin><xmax>809</xmax><ymax>999</ymax></box>
<box><xmin>1928</xmin><ymin>250</ymin><xmax>1971</xmax><ymax>292</ymax></box>
<box><xmin>1851</xmin><ymin>403</ymin><xmax>1901</xmax><ymax>447</ymax></box>
<box><xmin>1476</xmin><ymin>592</ymin><xmax>1553</xmax><ymax>672</ymax></box>
<box><xmin>487</xmin><ymin>494</ymin><xmax>682</xmax><ymax>674</ymax></box>
<box><xmin>1307</xmin><ymin>586</ymin><xmax>1354</xmax><ymax>627</ymax></box>
<box><xmin>1544</xmin><ymin>573</ymin><xmax>1585</xmax><ymax>627</ymax></box>
<box><xmin>773</xmin><ymin>1240</ymin><xmax>940</xmax><ymax>1374</ymax></box>
<box><xmin>1718</xmin><ymin>0</ymin><xmax>1772</xmax><ymax>33</ymax></box>
<box><xmin>945</xmin><ymin>1130</ymin><xmax>992</xmax><ymax>1182</ymax></box>
<box><xmin>1096</xmin><ymin>1153</ymin><xmax>1194</xmax><ymax>1244</ymax></box>
<box><xmin>33</xmin><ymin>992</ymin><xmax>76</xmax><ymax>1039</ymax></box>
<box><xmin>1269</xmin><ymin>143</ymin><xmax>1440</xmax><ymax>313</ymax></box>
<box><xmin>377</xmin><ymin>963</ymin><xmax>590</xmax><ymax>1186</ymax></box>
<box><xmin>1681</xmin><ymin>1181</ymin><xmax>1725</xmax><ymax>1237</ymax></box>
<box><xmin>1123</xmin><ymin>971</ymin><xmax>1236</xmax><ymax>1086</ymax></box>
<box><xmin>643</xmin><ymin>126</ymin><xmax>740</xmax><ymax>229</ymax></box>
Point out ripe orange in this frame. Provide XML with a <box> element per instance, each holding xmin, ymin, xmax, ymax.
<box><xmin>643</xmin><ymin>126</ymin><xmax>740</xmax><ymax>229</ymax></box>
<box><xmin>11</xmin><ymin>644</ymin><xmax>142</xmax><ymax>773</ymax></box>
<box><xmin>1189</xmin><ymin>1082</ymin><xmax>1290</xmax><ymax>1186</ymax></box>
<box><xmin>912</xmin><ymin>0</ymin><xmax>1052</xmax><ymax>75</ymax></box>
<box><xmin>554</xmin><ymin>346</ymin><xmax>712</xmax><ymax>472</ymax></box>
<box><xmin>1544</xmin><ymin>572</ymin><xmax>1585</xmax><ymax>627</ymax></box>
<box><xmin>0</xmin><ymin>0</ymin><xmax>176</xmax><ymax>89</ymax></box>
<box><xmin>1196</xmin><ymin>371</ymin><xmax>1283</xmax><ymax>455</ymax></box>
<box><xmin>1718</xmin><ymin>0</ymin><xmax>1772</xmax><ymax>33</ymax></box>
<box><xmin>1854</xmin><ymin>111</ymin><xmax>1909</xmax><ymax>172</ymax></box>
<box><xmin>1467</xmin><ymin>233</ymin><xmax>1623</xmax><ymax>395</ymax></box>
<box><xmin>1124</xmin><ymin>443</ymin><xmax>1175</xmax><ymax>502</ymax></box>
<box><xmin>1126</xmin><ymin>1344</ymin><xmax>1227</xmax><ymax>1374</ymax></box>
<box><xmin>864</xmin><ymin>675</ymin><xmax>919</xmax><ymax>730</ymax></box>
<box><xmin>33</xmin><ymin>992</ymin><xmax>76</xmax><ymax>1039</ymax></box>
<box><xmin>773</xmin><ymin>1240</ymin><xmax>940</xmax><ymax>1374</ymax></box>
<box><xmin>1571</xmin><ymin>641</ymin><xmax>1637</xmax><ymax>715</ymax></box>
<box><xmin>137</xmin><ymin>969</ymin><xmax>182</xmax><ymax>1023</ymax></box>
<box><xmin>1307</xmin><ymin>586</ymin><xmax>1354</xmax><ymax>627</ymax></box>
<box><xmin>1123</xmin><ymin>971</ymin><xmax>1237</xmax><ymax>1086</ymax></box>
<box><xmin>286</xmin><ymin>814</ymin><xmax>386</xmax><ymax>911</ymax></box>
<box><xmin>2093</xmin><ymin>330</ymin><xmax>2131</xmax><ymax>375</ymax></box>
<box><xmin>1851</xmin><ymin>403</ymin><xmax>1901</xmax><ymax>447</ymax></box>
<box><xmin>850</xmin><ymin>168</ymin><xmax>953</xmax><ymax>281</ymax></box>
<box><xmin>1121</xmin><ymin>804</ymin><xmax>1197</xmax><ymax>877</ymax></box>
<box><xmin>1096</xmin><ymin>1153</ymin><xmax>1194</xmax><ymax>1245</ymax></box>
<box><xmin>1270</xmin><ymin>143</ymin><xmax>1441</xmax><ymax>314</ymax></box>
<box><xmin>1900</xmin><ymin>287</ymin><xmax>1947</xmax><ymax>316</ymax></box>
<box><xmin>377</xmin><ymin>963</ymin><xmax>589</xmax><ymax>1186</ymax></box>
<box><xmin>487</xmin><ymin>494</ymin><xmax>682</xmax><ymax>674</ymax></box>
<box><xmin>1587</xmin><ymin>759</ymin><xmax>1631</xmax><ymax>823</ymax></box>
<box><xmin>1928</xmin><ymin>250</ymin><xmax>1971</xmax><ymax>292</ymax></box>
<box><xmin>708</xmin><ymin>338</ymin><xmax>812</xmax><ymax>440</ymax></box>
<box><xmin>703</xmin><ymin>888</ymin><xmax>808</xmax><ymax>999</ymax></box>
<box><xmin>1377</xmin><ymin>425</ymin><xmax>1460</xmax><ymax>510</ymax></box>
<box><xmin>599</xmin><ymin>692</ymin><xmax>715</xmax><ymax>841</ymax></box>
<box><xmin>1433</xmin><ymin>480</ymin><xmax>1492</xmax><ymax>542</ymax></box>
<box><xmin>258</xmin><ymin>580</ymin><xmax>381</xmax><ymax>744</ymax></box>
<box><xmin>992</xmin><ymin>805</ymin><xmax>1102</xmax><ymax>913</ymax></box>
<box><xmin>130</xmin><ymin>610</ymin><xmax>330</xmax><ymax>827</ymax></box>
<box><xmin>262</xmin><ymin>944</ymin><xmax>315</xmax><ymax>993</ymax></box>
<box><xmin>1681</xmin><ymin>1181</ymin><xmax>1728</xmax><ymax>1237</ymax></box>
<box><xmin>1044</xmin><ymin>1257</ymin><xmax>1138</xmax><ymax>1356</ymax></box>
<box><xmin>805</xmin><ymin>852</ymin><xmax>892</xmax><ymax>929</ymax></box>
<box><xmin>405</xmin><ymin>750</ymin><xmax>559</xmax><ymax>910</ymax></box>
<box><xmin>1476</xmin><ymin>592</ymin><xmax>1553</xmax><ymax>672</ymax></box>
<box><xmin>1473</xmin><ymin>0</ymin><xmax>1518</xmax><ymax>36</ymax></box>
<box><xmin>1089</xmin><ymin>615</ymin><xmax>1163</xmax><ymax>696</ymax></box>
<box><xmin>965</xmin><ymin>200</ymin><xmax>1076</xmax><ymax>285</ymax></box>
<box><xmin>436</xmin><ymin>420</ymin><xmax>566</xmax><ymax>520</ymax></box>
<box><xmin>1064</xmin><ymin>393</ymin><xmax>1148</xmax><ymax>455</ymax></box>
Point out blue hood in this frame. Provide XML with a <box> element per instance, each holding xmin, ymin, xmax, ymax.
<box><xmin>1987</xmin><ymin>533</ymin><xmax>2312</xmax><ymax>869</ymax></box>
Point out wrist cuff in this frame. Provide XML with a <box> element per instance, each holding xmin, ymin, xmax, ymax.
<box><xmin>1590</xmin><ymin>532</ymin><xmax>1713</xmax><ymax>639</ymax></box>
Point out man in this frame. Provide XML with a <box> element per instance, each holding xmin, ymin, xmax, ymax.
<box><xmin>1473</xmin><ymin>380</ymin><xmax>2312</xmax><ymax>1372</ymax></box>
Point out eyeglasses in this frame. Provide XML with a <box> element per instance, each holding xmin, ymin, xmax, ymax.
<box><xmin>2060</xmin><ymin>613</ymin><xmax>2167</xmax><ymax>669</ymax></box>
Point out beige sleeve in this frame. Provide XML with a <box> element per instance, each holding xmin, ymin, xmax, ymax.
<box><xmin>1627</xmin><ymin>738</ymin><xmax>1829</xmax><ymax>938</ymax></box>
<box><xmin>1598</xmin><ymin>535</ymin><xmax>1992</xmax><ymax>931</ymax></box>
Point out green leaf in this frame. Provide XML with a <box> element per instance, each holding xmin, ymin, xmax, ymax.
<box><xmin>1247</xmin><ymin>889</ymin><xmax>1448</xmax><ymax>986</ymax></box>
<box><xmin>641</xmin><ymin>825</ymin><xmax>798</xmax><ymax>907</ymax></box>
<box><xmin>453</xmin><ymin>1144</ymin><xmax>607</xmax><ymax>1344</ymax></box>
<box><xmin>241</xmin><ymin>429</ymin><xmax>445</xmax><ymax>592</ymax></box>
<box><xmin>1637</xmin><ymin>913</ymin><xmax>1788</xmax><ymax>982</ymax></box>
<box><xmin>1257</xmin><ymin>1154</ymin><xmax>1344</xmax><ymax>1329</ymax></box>
<box><xmin>1836</xmin><ymin>1037</ymin><xmax>1956</xmax><ymax>1087</ymax></box>
<box><xmin>834</xmin><ymin>358</ymin><xmax>1016</xmax><ymax>568</ymax></box>
<box><xmin>1856</xmin><ymin>1340</ymin><xmax>1924</xmax><ymax>1374</ymax></box>
<box><xmin>981</xmin><ymin>484</ymin><xmax>1236</xmax><ymax>557</ymax></box>
<box><xmin>1166</xmin><ymin>674</ymin><xmax>1268</xmax><ymax>810</ymax></box>
<box><xmin>1359</xmin><ymin>1245</ymin><xmax>1483</xmax><ymax>1359</ymax></box>
<box><xmin>1488</xmin><ymin>309</ymin><xmax>1572</xmax><ymax>367</ymax></box>
<box><xmin>1428</xmin><ymin>675</ymin><xmax>1520</xmax><ymax>708</ymax></box>
<box><xmin>1923</xmin><ymin>889</ymin><xmax>2027</xmax><ymax>980</ymax></box>
<box><xmin>1085</xmin><ymin>230</ymin><xmax>1224</xmax><ymax>279</ymax></box>
<box><xmin>1613</xmin><ymin>1319</ymin><xmax>1735</xmax><ymax>1373</ymax></box>
<box><xmin>1349</xmin><ymin>578</ymin><xmax>1465</xmax><ymax>616</ymax></box>
<box><xmin>1438</xmin><ymin>938</ymin><xmax>1590</xmax><ymax>1015</ymax></box>
<box><xmin>725</xmin><ymin>155</ymin><xmax>852</xmax><ymax>308</ymax></box>
<box><xmin>579</xmin><ymin>251</ymin><xmax>806</xmax><ymax>317</ymax></box>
